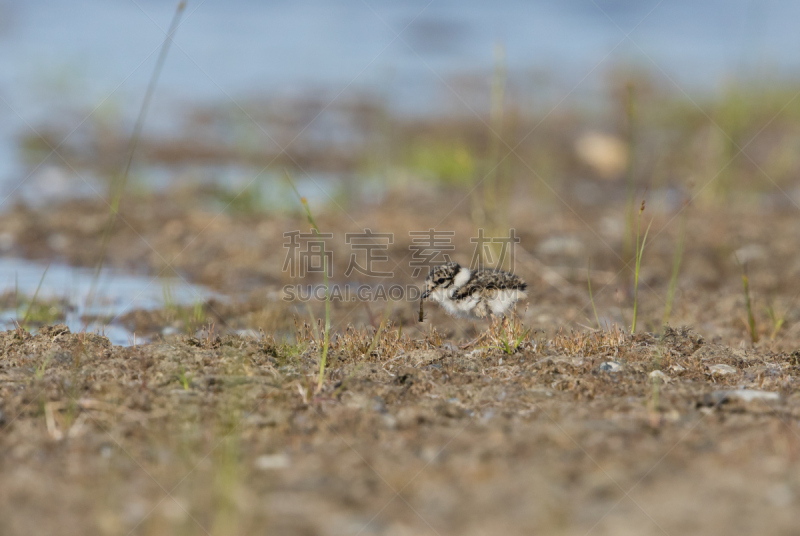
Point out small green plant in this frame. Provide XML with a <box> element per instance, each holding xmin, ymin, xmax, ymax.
<box><xmin>17</xmin><ymin>301</ymin><xmax>64</xmax><ymax>327</ymax></box>
<box><xmin>21</xmin><ymin>264</ymin><xmax>51</xmax><ymax>330</ymax></box>
<box><xmin>765</xmin><ymin>302</ymin><xmax>786</xmax><ymax>340</ymax></box>
<box><xmin>285</xmin><ymin>170</ymin><xmax>330</xmax><ymax>392</ymax></box>
<box><xmin>736</xmin><ymin>257</ymin><xmax>758</xmax><ymax>344</ymax></box>
<box><xmin>163</xmin><ymin>282</ymin><xmax>177</xmax><ymax>319</ymax></box>
<box><xmin>163</xmin><ymin>282</ymin><xmax>189</xmax><ymax>332</ymax></box>
<box><xmin>735</xmin><ymin>257</ymin><xmax>759</xmax><ymax>344</ymax></box>
<box><xmin>499</xmin><ymin>329</ymin><xmax>529</xmax><ymax>355</ymax></box>
<box><xmin>35</xmin><ymin>352</ymin><xmax>53</xmax><ymax>381</ymax></box>
<box><xmin>178</xmin><ymin>365</ymin><xmax>192</xmax><ymax>391</ymax></box>
<box><xmin>163</xmin><ymin>284</ymin><xmax>208</xmax><ymax>333</ymax></box>
<box><xmin>489</xmin><ymin>315</ymin><xmax>529</xmax><ymax>355</ymax></box>
<box><xmin>192</xmin><ymin>299</ymin><xmax>207</xmax><ymax>328</ymax></box>
<box><xmin>275</xmin><ymin>327</ymin><xmax>308</xmax><ymax>368</ymax></box>
<box><xmin>631</xmin><ymin>198</ymin><xmax>653</xmax><ymax>333</ymax></box>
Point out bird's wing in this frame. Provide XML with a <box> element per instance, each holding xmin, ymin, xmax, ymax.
<box><xmin>451</xmin><ymin>269</ymin><xmax>526</xmax><ymax>299</ymax></box>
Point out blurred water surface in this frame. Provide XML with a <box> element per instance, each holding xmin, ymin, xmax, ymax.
<box><xmin>1</xmin><ymin>0</ymin><xmax>799</xmax><ymax>183</ymax></box>
<box><xmin>0</xmin><ymin>0</ymin><xmax>799</xmax><ymax>318</ymax></box>
<box><xmin>0</xmin><ymin>257</ymin><xmax>219</xmax><ymax>345</ymax></box>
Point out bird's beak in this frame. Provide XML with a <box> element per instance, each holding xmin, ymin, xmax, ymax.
<box><xmin>421</xmin><ymin>289</ymin><xmax>430</xmax><ymax>300</ymax></box>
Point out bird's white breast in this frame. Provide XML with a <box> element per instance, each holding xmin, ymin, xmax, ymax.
<box><xmin>428</xmin><ymin>286</ymin><xmax>478</xmax><ymax>318</ymax></box>
<box><xmin>487</xmin><ymin>289</ymin><xmax>527</xmax><ymax>316</ymax></box>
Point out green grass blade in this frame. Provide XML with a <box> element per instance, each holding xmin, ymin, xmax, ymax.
<box><xmin>631</xmin><ymin>200</ymin><xmax>652</xmax><ymax>334</ymax></box>
<box><xmin>285</xmin><ymin>170</ymin><xmax>331</xmax><ymax>391</ymax></box>
<box><xmin>22</xmin><ymin>264</ymin><xmax>50</xmax><ymax>330</ymax></box>
<box><xmin>86</xmin><ymin>1</ymin><xmax>187</xmax><ymax>311</ymax></box>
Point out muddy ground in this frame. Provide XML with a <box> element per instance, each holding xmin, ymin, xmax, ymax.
<box><xmin>4</xmin><ymin>184</ymin><xmax>800</xmax><ymax>347</ymax></box>
<box><xmin>0</xmin><ymin>323</ymin><xmax>798</xmax><ymax>535</ymax></box>
<box><xmin>2</xmin><ymin>167</ymin><xmax>800</xmax><ymax>535</ymax></box>
<box><xmin>4</xmin><ymin>85</ymin><xmax>800</xmax><ymax>534</ymax></box>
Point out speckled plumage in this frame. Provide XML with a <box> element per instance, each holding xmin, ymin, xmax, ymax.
<box><xmin>421</xmin><ymin>262</ymin><xmax>527</xmax><ymax>319</ymax></box>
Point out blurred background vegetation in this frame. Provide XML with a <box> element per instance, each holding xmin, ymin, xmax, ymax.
<box><xmin>1</xmin><ymin>0</ymin><xmax>800</xmax><ymax>342</ymax></box>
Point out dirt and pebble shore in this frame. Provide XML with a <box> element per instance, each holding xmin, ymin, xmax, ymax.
<box><xmin>1</xmin><ymin>323</ymin><xmax>798</xmax><ymax>535</ymax></box>
<box><xmin>4</xmin><ymin>88</ymin><xmax>800</xmax><ymax>534</ymax></box>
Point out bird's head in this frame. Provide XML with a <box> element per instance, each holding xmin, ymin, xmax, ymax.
<box><xmin>421</xmin><ymin>262</ymin><xmax>463</xmax><ymax>300</ymax></box>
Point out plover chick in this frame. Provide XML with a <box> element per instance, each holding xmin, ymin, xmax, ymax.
<box><xmin>420</xmin><ymin>262</ymin><xmax>527</xmax><ymax>319</ymax></box>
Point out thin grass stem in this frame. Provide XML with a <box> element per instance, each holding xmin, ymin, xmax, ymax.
<box><xmin>86</xmin><ymin>1</ymin><xmax>187</xmax><ymax>310</ymax></box>
<box><xmin>631</xmin><ymin>198</ymin><xmax>652</xmax><ymax>334</ymax></box>
<box><xmin>22</xmin><ymin>264</ymin><xmax>50</xmax><ymax>330</ymax></box>
<box><xmin>285</xmin><ymin>170</ymin><xmax>331</xmax><ymax>391</ymax></box>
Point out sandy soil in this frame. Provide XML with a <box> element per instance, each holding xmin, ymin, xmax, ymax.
<box><xmin>0</xmin><ymin>323</ymin><xmax>798</xmax><ymax>536</ymax></box>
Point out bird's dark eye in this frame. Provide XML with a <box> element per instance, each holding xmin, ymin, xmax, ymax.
<box><xmin>436</xmin><ymin>278</ymin><xmax>445</xmax><ymax>284</ymax></box>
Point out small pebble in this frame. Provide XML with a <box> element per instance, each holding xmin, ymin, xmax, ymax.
<box><xmin>382</xmin><ymin>414</ymin><xmax>398</xmax><ymax>429</ymax></box>
<box><xmin>599</xmin><ymin>361</ymin><xmax>621</xmax><ymax>372</ymax></box>
<box><xmin>254</xmin><ymin>453</ymin><xmax>290</xmax><ymax>470</ymax></box>
<box><xmin>649</xmin><ymin>370</ymin><xmax>671</xmax><ymax>383</ymax></box>
<box><xmin>704</xmin><ymin>389</ymin><xmax>780</xmax><ymax>406</ymax></box>
<box><xmin>708</xmin><ymin>364</ymin><xmax>737</xmax><ymax>376</ymax></box>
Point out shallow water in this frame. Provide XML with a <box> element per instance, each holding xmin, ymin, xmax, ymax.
<box><xmin>0</xmin><ymin>257</ymin><xmax>220</xmax><ymax>346</ymax></box>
